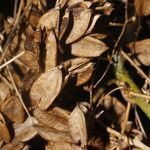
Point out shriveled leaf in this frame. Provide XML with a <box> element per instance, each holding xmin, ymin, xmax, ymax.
<box><xmin>1</xmin><ymin>96</ymin><xmax>25</xmax><ymax>123</ymax></box>
<box><xmin>34</xmin><ymin>126</ymin><xmax>73</xmax><ymax>143</ymax></box>
<box><xmin>30</xmin><ymin>67</ymin><xmax>63</xmax><ymax>110</ymax></box>
<box><xmin>71</xmin><ymin>36</ymin><xmax>108</xmax><ymax>57</ymax></box>
<box><xmin>13</xmin><ymin>117</ymin><xmax>37</xmax><ymax>142</ymax></box>
<box><xmin>0</xmin><ymin>113</ymin><xmax>11</xmax><ymax>143</ymax></box>
<box><xmin>46</xmin><ymin>141</ymin><xmax>82</xmax><ymax>150</ymax></box>
<box><xmin>128</xmin><ymin>39</ymin><xmax>150</xmax><ymax>66</ymax></box>
<box><xmin>68</xmin><ymin>103</ymin><xmax>87</xmax><ymax>148</ymax></box>
<box><xmin>45</xmin><ymin>30</ymin><xmax>58</xmax><ymax>71</ymax></box>
<box><xmin>37</xmin><ymin>7</ymin><xmax>60</xmax><ymax>34</ymax></box>
<box><xmin>1</xmin><ymin>142</ymin><xmax>24</xmax><ymax>150</ymax></box>
<box><xmin>134</xmin><ymin>0</ymin><xmax>150</xmax><ymax>16</ymax></box>
<box><xmin>66</xmin><ymin>7</ymin><xmax>92</xmax><ymax>44</ymax></box>
<box><xmin>33</xmin><ymin>107</ymin><xmax>69</xmax><ymax>132</ymax></box>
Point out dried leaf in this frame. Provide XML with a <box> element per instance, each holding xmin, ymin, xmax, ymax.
<box><xmin>37</xmin><ymin>7</ymin><xmax>60</xmax><ymax>35</ymax></box>
<box><xmin>46</xmin><ymin>141</ymin><xmax>82</xmax><ymax>150</ymax></box>
<box><xmin>68</xmin><ymin>103</ymin><xmax>87</xmax><ymax>148</ymax></box>
<box><xmin>1</xmin><ymin>96</ymin><xmax>25</xmax><ymax>123</ymax></box>
<box><xmin>66</xmin><ymin>7</ymin><xmax>92</xmax><ymax>44</ymax></box>
<box><xmin>0</xmin><ymin>113</ymin><xmax>11</xmax><ymax>143</ymax></box>
<box><xmin>13</xmin><ymin>117</ymin><xmax>37</xmax><ymax>142</ymax></box>
<box><xmin>45</xmin><ymin>30</ymin><xmax>58</xmax><ymax>71</ymax></box>
<box><xmin>134</xmin><ymin>0</ymin><xmax>150</xmax><ymax>16</ymax></box>
<box><xmin>34</xmin><ymin>126</ymin><xmax>73</xmax><ymax>143</ymax></box>
<box><xmin>30</xmin><ymin>67</ymin><xmax>63</xmax><ymax>110</ymax></box>
<box><xmin>128</xmin><ymin>39</ymin><xmax>150</xmax><ymax>66</ymax></box>
<box><xmin>33</xmin><ymin>107</ymin><xmax>69</xmax><ymax>132</ymax></box>
<box><xmin>71</xmin><ymin>36</ymin><xmax>108</xmax><ymax>57</ymax></box>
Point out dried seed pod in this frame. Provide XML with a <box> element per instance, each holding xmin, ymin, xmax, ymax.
<box><xmin>30</xmin><ymin>67</ymin><xmax>63</xmax><ymax>110</ymax></box>
<box><xmin>68</xmin><ymin>103</ymin><xmax>87</xmax><ymax>148</ymax></box>
<box><xmin>66</xmin><ymin>7</ymin><xmax>92</xmax><ymax>44</ymax></box>
<box><xmin>13</xmin><ymin>117</ymin><xmax>38</xmax><ymax>142</ymax></box>
<box><xmin>71</xmin><ymin>62</ymin><xmax>94</xmax><ymax>86</ymax></box>
<box><xmin>64</xmin><ymin>58</ymin><xmax>90</xmax><ymax>70</ymax></box>
<box><xmin>0</xmin><ymin>113</ymin><xmax>11</xmax><ymax>143</ymax></box>
<box><xmin>1</xmin><ymin>96</ymin><xmax>25</xmax><ymax>123</ymax></box>
<box><xmin>1</xmin><ymin>142</ymin><xmax>25</xmax><ymax>150</ymax></box>
<box><xmin>33</xmin><ymin>107</ymin><xmax>69</xmax><ymax>132</ymax></box>
<box><xmin>46</xmin><ymin>141</ymin><xmax>82</xmax><ymax>150</ymax></box>
<box><xmin>59</xmin><ymin>10</ymin><xmax>69</xmax><ymax>40</ymax></box>
<box><xmin>37</xmin><ymin>7</ymin><xmax>60</xmax><ymax>35</ymax></box>
<box><xmin>34</xmin><ymin>126</ymin><xmax>73</xmax><ymax>143</ymax></box>
<box><xmin>45</xmin><ymin>30</ymin><xmax>58</xmax><ymax>71</ymax></box>
<box><xmin>71</xmin><ymin>36</ymin><xmax>108</xmax><ymax>57</ymax></box>
<box><xmin>55</xmin><ymin>0</ymin><xmax>69</xmax><ymax>8</ymax></box>
<box><xmin>85</xmin><ymin>14</ymin><xmax>100</xmax><ymax>35</ymax></box>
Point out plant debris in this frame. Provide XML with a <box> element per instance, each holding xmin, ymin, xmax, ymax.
<box><xmin>0</xmin><ymin>0</ymin><xmax>150</xmax><ymax>149</ymax></box>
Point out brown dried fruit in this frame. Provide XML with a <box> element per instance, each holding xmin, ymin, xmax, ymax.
<box><xmin>30</xmin><ymin>67</ymin><xmax>63</xmax><ymax>110</ymax></box>
<box><xmin>128</xmin><ymin>39</ymin><xmax>150</xmax><ymax>66</ymax></box>
<box><xmin>71</xmin><ymin>36</ymin><xmax>108</xmax><ymax>57</ymax></box>
<box><xmin>1</xmin><ymin>96</ymin><xmax>25</xmax><ymax>123</ymax></box>
<box><xmin>66</xmin><ymin>7</ymin><xmax>92</xmax><ymax>44</ymax></box>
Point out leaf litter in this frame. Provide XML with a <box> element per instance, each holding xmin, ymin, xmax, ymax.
<box><xmin>0</xmin><ymin>0</ymin><xmax>150</xmax><ymax>149</ymax></box>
